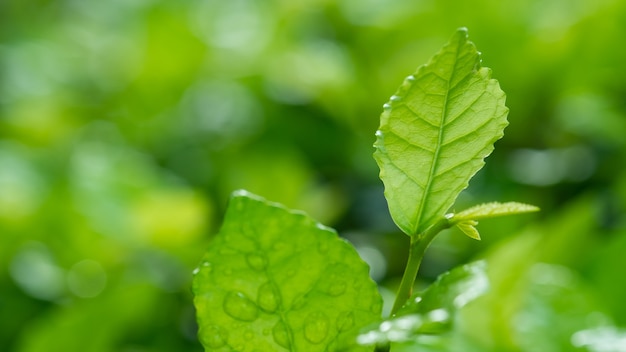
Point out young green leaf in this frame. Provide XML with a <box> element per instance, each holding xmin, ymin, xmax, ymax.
<box><xmin>451</xmin><ymin>201</ymin><xmax>540</xmax><ymax>222</ymax></box>
<box><xmin>456</xmin><ymin>220</ymin><xmax>481</xmax><ymax>240</ymax></box>
<box><xmin>447</xmin><ymin>202</ymin><xmax>539</xmax><ymax>240</ymax></box>
<box><xmin>357</xmin><ymin>261</ymin><xmax>488</xmax><ymax>346</ymax></box>
<box><xmin>193</xmin><ymin>191</ymin><xmax>382</xmax><ymax>352</ymax></box>
<box><xmin>373</xmin><ymin>28</ymin><xmax>509</xmax><ymax>236</ymax></box>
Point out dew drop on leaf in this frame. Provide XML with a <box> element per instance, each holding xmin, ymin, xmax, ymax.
<box><xmin>199</xmin><ymin>325</ymin><xmax>228</xmax><ymax>348</ymax></box>
<box><xmin>223</xmin><ymin>291</ymin><xmax>259</xmax><ymax>322</ymax></box>
<box><xmin>327</xmin><ymin>281</ymin><xmax>347</xmax><ymax>297</ymax></box>
<box><xmin>304</xmin><ymin>312</ymin><xmax>330</xmax><ymax>344</ymax></box>
<box><xmin>336</xmin><ymin>311</ymin><xmax>355</xmax><ymax>332</ymax></box>
<box><xmin>370</xmin><ymin>301</ymin><xmax>382</xmax><ymax>314</ymax></box>
<box><xmin>219</xmin><ymin>247</ymin><xmax>237</xmax><ymax>255</ymax></box>
<box><xmin>257</xmin><ymin>281</ymin><xmax>280</xmax><ymax>313</ymax></box>
<box><xmin>245</xmin><ymin>253</ymin><xmax>267</xmax><ymax>271</ymax></box>
<box><xmin>272</xmin><ymin>321</ymin><xmax>291</xmax><ymax>349</ymax></box>
<box><xmin>244</xmin><ymin>329</ymin><xmax>254</xmax><ymax>339</ymax></box>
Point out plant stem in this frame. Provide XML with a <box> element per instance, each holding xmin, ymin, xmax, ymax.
<box><xmin>390</xmin><ymin>218</ymin><xmax>452</xmax><ymax>316</ymax></box>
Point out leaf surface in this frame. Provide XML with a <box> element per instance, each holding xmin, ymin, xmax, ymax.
<box><xmin>193</xmin><ymin>191</ymin><xmax>382</xmax><ymax>352</ymax></box>
<box><xmin>357</xmin><ymin>261</ymin><xmax>488</xmax><ymax>346</ymax></box>
<box><xmin>456</xmin><ymin>220</ymin><xmax>481</xmax><ymax>240</ymax></box>
<box><xmin>374</xmin><ymin>28</ymin><xmax>509</xmax><ymax>236</ymax></box>
<box><xmin>452</xmin><ymin>201</ymin><xmax>540</xmax><ymax>222</ymax></box>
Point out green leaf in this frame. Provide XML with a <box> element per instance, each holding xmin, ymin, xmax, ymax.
<box><xmin>193</xmin><ymin>190</ymin><xmax>382</xmax><ymax>352</ymax></box>
<box><xmin>451</xmin><ymin>201</ymin><xmax>540</xmax><ymax>222</ymax></box>
<box><xmin>455</xmin><ymin>220</ymin><xmax>481</xmax><ymax>240</ymax></box>
<box><xmin>357</xmin><ymin>261</ymin><xmax>488</xmax><ymax>346</ymax></box>
<box><xmin>373</xmin><ymin>28</ymin><xmax>509</xmax><ymax>236</ymax></box>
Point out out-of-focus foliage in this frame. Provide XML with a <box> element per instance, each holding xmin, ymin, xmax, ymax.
<box><xmin>1</xmin><ymin>0</ymin><xmax>626</xmax><ymax>351</ymax></box>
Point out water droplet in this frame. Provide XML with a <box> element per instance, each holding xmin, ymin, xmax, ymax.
<box><xmin>383</xmin><ymin>103</ymin><xmax>391</xmax><ymax>110</ymax></box>
<box><xmin>203</xmin><ymin>261</ymin><xmax>210</xmax><ymax>267</ymax></box>
<box><xmin>406</xmin><ymin>75</ymin><xmax>416</xmax><ymax>82</ymax></box>
<box><xmin>246</xmin><ymin>253</ymin><xmax>267</xmax><ymax>271</ymax></box>
<box><xmin>380</xmin><ymin>321</ymin><xmax>392</xmax><ymax>332</ymax></box>
<box><xmin>223</xmin><ymin>291</ymin><xmax>259</xmax><ymax>322</ymax></box>
<box><xmin>427</xmin><ymin>308</ymin><xmax>450</xmax><ymax>323</ymax></box>
<box><xmin>336</xmin><ymin>311</ymin><xmax>355</xmax><ymax>332</ymax></box>
<box><xmin>272</xmin><ymin>321</ymin><xmax>290</xmax><ymax>348</ymax></box>
<box><xmin>219</xmin><ymin>247</ymin><xmax>237</xmax><ymax>255</ymax></box>
<box><xmin>370</xmin><ymin>301</ymin><xmax>382</xmax><ymax>314</ymax></box>
<box><xmin>257</xmin><ymin>282</ymin><xmax>280</xmax><ymax>313</ymax></box>
<box><xmin>244</xmin><ymin>329</ymin><xmax>254</xmax><ymax>339</ymax></box>
<box><xmin>192</xmin><ymin>267</ymin><xmax>200</xmax><ymax>275</ymax></box>
<box><xmin>390</xmin><ymin>95</ymin><xmax>401</xmax><ymax>102</ymax></box>
<box><xmin>200</xmin><ymin>325</ymin><xmax>228</xmax><ymax>348</ymax></box>
<box><xmin>273</xmin><ymin>242</ymin><xmax>289</xmax><ymax>251</ymax></box>
<box><xmin>327</xmin><ymin>281</ymin><xmax>347</xmax><ymax>297</ymax></box>
<box><xmin>304</xmin><ymin>312</ymin><xmax>329</xmax><ymax>344</ymax></box>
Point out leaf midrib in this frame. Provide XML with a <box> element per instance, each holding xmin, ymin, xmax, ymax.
<box><xmin>413</xmin><ymin>39</ymin><xmax>465</xmax><ymax>236</ymax></box>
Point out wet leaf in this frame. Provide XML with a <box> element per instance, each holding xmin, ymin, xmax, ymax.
<box><xmin>357</xmin><ymin>261</ymin><xmax>488</xmax><ymax>345</ymax></box>
<box><xmin>193</xmin><ymin>191</ymin><xmax>382</xmax><ymax>351</ymax></box>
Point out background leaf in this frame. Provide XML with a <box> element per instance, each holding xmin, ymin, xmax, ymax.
<box><xmin>193</xmin><ymin>191</ymin><xmax>382</xmax><ymax>352</ymax></box>
<box><xmin>374</xmin><ymin>28</ymin><xmax>509</xmax><ymax>236</ymax></box>
<box><xmin>357</xmin><ymin>261</ymin><xmax>488</xmax><ymax>346</ymax></box>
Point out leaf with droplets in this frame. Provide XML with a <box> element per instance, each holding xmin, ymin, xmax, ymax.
<box><xmin>357</xmin><ymin>261</ymin><xmax>489</xmax><ymax>346</ymax></box>
<box><xmin>373</xmin><ymin>28</ymin><xmax>509</xmax><ymax>236</ymax></box>
<box><xmin>193</xmin><ymin>191</ymin><xmax>382</xmax><ymax>352</ymax></box>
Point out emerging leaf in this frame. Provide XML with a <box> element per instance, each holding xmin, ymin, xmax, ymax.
<box><xmin>193</xmin><ymin>191</ymin><xmax>382</xmax><ymax>352</ymax></box>
<box><xmin>357</xmin><ymin>261</ymin><xmax>488</xmax><ymax>346</ymax></box>
<box><xmin>452</xmin><ymin>201</ymin><xmax>540</xmax><ymax>222</ymax></box>
<box><xmin>374</xmin><ymin>28</ymin><xmax>509</xmax><ymax>236</ymax></box>
<box><xmin>456</xmin><ymin>220</ymin><xmax>481</xmax><ymax>240</ymax></box>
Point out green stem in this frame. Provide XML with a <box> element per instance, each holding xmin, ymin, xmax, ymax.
<box><xmin>390</xmin><ymin>218</ymin><xmax>452</xmax><ymax>316</ymax></box>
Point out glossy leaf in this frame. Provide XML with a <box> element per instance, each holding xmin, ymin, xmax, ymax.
<box><xmin>373</xmin><ymin>28</ymin><xmax>509</xmax><ymax>236</ymax></box>
<box><xmin>357</xmin><ymin>261</ymin><xmax>488</xmax><ymax>345</ymax></box>
<box><xmin>193</xmin><ymin>191</ymin><xmax>382</xmax><ymax>352</ymax></box>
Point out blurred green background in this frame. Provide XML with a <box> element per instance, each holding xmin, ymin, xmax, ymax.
<box><xmin>2</xmin><ymin>0</ymin><xmax>626</xmax><ymax>351</ymax></box>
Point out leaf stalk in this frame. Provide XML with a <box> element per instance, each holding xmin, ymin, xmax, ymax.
<box><xmin>390</xmin><ymin>218</ymin><xmax>452</xmax><ymax>316</ymax></box>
